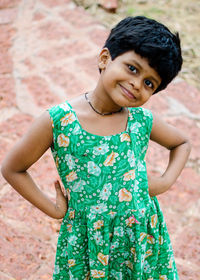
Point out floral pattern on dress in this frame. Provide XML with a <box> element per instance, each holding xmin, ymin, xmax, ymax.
<box><xmin>48</xmin><ymin>101</ymin><xmax>179</xmax><ymax>280</ymax></box>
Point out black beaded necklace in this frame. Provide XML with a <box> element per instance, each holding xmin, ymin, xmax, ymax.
<box><xmin>85</xmin><ymin>92</ymin><xmax>123</xmax><ymax>116</ymax></box>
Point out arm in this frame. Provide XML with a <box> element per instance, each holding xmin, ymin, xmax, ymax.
<box><xmin>148</xmin><ymin>112</ymin><xmax>191</xmax><ymax>196</ymax></box>
<box><xmin>1</xmin><ymin>111</ymin><xmax>68</xmax><ymax>219</ymax></box>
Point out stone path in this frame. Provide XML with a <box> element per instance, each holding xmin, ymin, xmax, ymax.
<box><xmin>0</xmin><ymin>0</ymin><xmax>199</xmax><ymax>279</ymax></box>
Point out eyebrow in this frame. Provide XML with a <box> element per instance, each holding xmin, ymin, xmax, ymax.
<box><xmin>129</xmin><ymin>59</ymin><xmax>160</xmax><ymax>86</ymax></box>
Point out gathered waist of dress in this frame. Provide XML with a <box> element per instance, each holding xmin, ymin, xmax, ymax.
<box><xmin>64</xmin><ymin>196</ymin><xmax>157</xmax><ymax>226</ymax></box>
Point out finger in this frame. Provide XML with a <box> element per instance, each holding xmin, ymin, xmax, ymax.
<box><xmin>55</xmin><ymin>180</ymin><xmax>63</xmax><ymax>193</ymax></box>
<box><xmin>54</xmin><ymin>180</ymin><xmax>61</xmax><ymax>189</ymax></box>
<box><xmin>55</xmin><ymin>180</ymin><xmax>67</xmax><ymax>197</ymax></box>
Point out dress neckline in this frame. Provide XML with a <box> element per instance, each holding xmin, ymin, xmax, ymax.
<box><xmin>66</xmin><ymin>101</ymin><xmax>131</xmax><ymax>138</ymax></box>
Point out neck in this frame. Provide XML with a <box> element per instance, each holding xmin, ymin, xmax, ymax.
<box><xmin>87</xmin><ymin>89</ymin><xmax>122</xmax><ymax>115</ymax></box>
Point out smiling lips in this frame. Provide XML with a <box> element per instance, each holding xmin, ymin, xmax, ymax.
<box><xmin>119</xmin><ymin>84</ymin><xmax>136</xmax><ymax>100</ymax></box>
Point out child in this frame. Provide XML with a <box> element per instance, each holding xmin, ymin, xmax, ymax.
<box><xmin>1</xmin><ymin>16</ymin><xmax>191</xmax><ymax>279</ymax></box>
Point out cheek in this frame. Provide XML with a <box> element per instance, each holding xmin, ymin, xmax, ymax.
<box><xmin>102</xmin><ymin>68</ymin><xmax>123</xmax><ymax>87</ymax></box>
<box><xmin>142</xmin><ymin>91</ymin><xmax>152</xmax><ymax>102</ymax></box>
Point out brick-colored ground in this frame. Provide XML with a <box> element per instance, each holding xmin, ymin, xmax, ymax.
<box><xmin>0</xmin><ymin>1</ymin><xmax>199</xmax><ymax>279</ymax></box>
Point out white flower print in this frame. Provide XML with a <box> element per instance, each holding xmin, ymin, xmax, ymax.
<box><xmin>127</xmin><ymin>150</ymin><xmax>135</xmax><ymax>167</ymax></box>
<box><xmin>73</xmin><ymin>124</ymin><xmax>81</xmax><ymax>135</ymax></box>
<box><xmin>94</xmin><ymin>231</ymin><xmax>104</xmax><ymax>245</ymax></box>
<box><xmin>59</xmin><ymin>103</ymin><xmax>71</xmax><ymax>111</ymax></box>
<box><xmin>126</xmin><ymin>228</ymin><xmax>135</xmax><ymax>242</ymax></box>
<box><xmin>139</xmin><ymin>208</ymin><xmax>146</xmax><ymax>217</ymax></box>
<box><xmin>87</xmin><ymin>212</ymin><xmax>96</xmax><ymax>221</ymax></box>
<box><xmin>69</xmin><ymin>271</ymin><xmax>79</xmax><ymax>280</ymax></box>
<box><xmin>60</xmin><ymin>112</ymin><xmax>75</xmax><ymax>126</ymax></box>
<box><xmin>141</xmin><ymin>146</ymin><xmax>147</xmax><ymax>155</ymax></box>
<box><xmin>143</xmin><ymin>109</ymin><xmax>152</xmax><ymax>117</ymax></box>
<box><xmin>57</xmin><ymin>134</ymin><xmax>70</xmax><ymax>147</ymax></box>
<box><xmin>134</xmin><ymin>180</ymin><xmax>139</xmax><ymax>192</ymax></box>
<box><xmin>114</xmin><ymin>226</ymin><xmax>124</xmax><ymax>237</ymax></box>
<box><xmin>138</xmin><ymin>160</ymin><xmax>146</xmax><ymax>171</ymax></box>
<box><xmin>68</xmin><ymin>235</ymin><xmax>78</xmax><ymax>246</ymax></box>
<box><xmin>93</xmin><ymin>143</ymin><xmax>109</xmax><ymax>155</ymax></box>
<box><xmin>72</xmin><ymin>179</ymin><xmax>86</xmax><ymax>192</ymax></box>
<box><xmin>104</xmin><ymin>151</ymin><xmax>119</xmax><ymax>166</ymax></box>
<box><xmin>88</xmin><ymin>161</ymin><xmax>101</xmax><ymax>176</ymax></box>
<box><xmin>54</xmin><ymin>264</ymin><xmax>60</xmax><ymax>274</ymax></box>
<box><xmin>89</xmin><ymin>258</ymin><xmax>96</xmax><ymax>267</ymax></box>
<box><xmin>90</xmin><ymin>203</ymin><xmax>108</xmax><ymax>214</ymax></box>
<box><xmin>61</xmin><ymin>247</ymin><xmax>68</xmax><ymax>257</ymax></box>
<box><xmin>110</xmin><ymin>270</ymin><xmax>123</xmax><ymax>280</ymax></box>
<box><xmin>129</xmin><ymin>122</ymin><xmax>142</xmax><ymax>133</ymax></box>
<box><xmin>110</xmin><ymin>241</ymin><xmax>119</xmax><ymax>250</ymax></box>
<box><xmin>65</xmin><ymin>154</ymin><xmax>75</xmax><ymax>170</ymax></box>
<box><xmin>99</xmin><ymin>183</ymin><xmax>112</xmax><ymax>200</ymax></box>
<box><xmin>108</xmin><ymin>210</ymin><xmax>117</xmax><ymax>218</ymax></box>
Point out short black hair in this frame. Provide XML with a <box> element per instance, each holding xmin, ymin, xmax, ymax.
<box><xmin>103</xmin><ymin>16</ymin><xmax>183</xmax><ymax>94</ymax></box>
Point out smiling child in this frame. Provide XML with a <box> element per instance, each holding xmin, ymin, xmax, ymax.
<box><xmin>1</xmin><ymin>16</ymin><xmax>191</xmax><ymax>279</ymax></box>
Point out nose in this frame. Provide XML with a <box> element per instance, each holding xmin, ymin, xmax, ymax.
<box><xmin>129</xmin><ymin>77</ymin><xmax>142</xmax><ymax>90</ymax></box>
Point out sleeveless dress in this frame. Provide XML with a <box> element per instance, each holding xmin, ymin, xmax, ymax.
<box><xmin>48</xmin><ymin>101</ymin><xmax>179</xmax><ymax>280</ymax></box>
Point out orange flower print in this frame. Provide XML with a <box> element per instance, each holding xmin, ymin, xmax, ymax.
<box><xmin>145</xmin><ymin>249</ymin><xmax>153</xmax><ymax>259</ymax></box>
<box><xmin>68</xmin><ymin>259</ymin><xmax>76</xmax><ymax>267</ymax></box>
<box><xmin>66</xmin><ymin>188</ymin><xmax>71</xmax><ymax>201</ymax></box>
<box><xmin>97</xmin><ymin>252</ymin><xmax>109</xmax><ymax>266</ymax></box>
<box><xmin>120</xmin><ymin>133</ymin><xmax>131</xmax><ymax>142</ymax></box>
<box><xmin>126</xmin><ymin>215</ymin><xmax>140</xmax><ymax>227</ymax></box>
<box><xmin>108</xmin><ymin>210</ymin><xmax>117</xmax><ymax>218</ymax></box>
<box><xmin>56</xmin><ymin>156</ymin><xmax>59</xmax><ymax>168</ymax></box>
<box><xmin>130</xmin><ymin>247</ymin><xmax>135</xmax><ymax>255</ymax></box>
<box><xmin>119</xmin><ymin>188</ymin><xmax>132</xmax><ymax>202</ymax></box>
<box><xmin>60</xmin><ymin>112</ymin><xmax>75</xmax><ymax>126</ymax></box>
<box><xmin>168</xmin><ymin>257</ymin><xmax>173</xmax><ymax>269</ymax></box>
<box><xmin>66</xmin><ymin>171</ymin><xmax>77</xmax><ymax>182</ymax></box>
<box><xmin>67</xmin><ymin>224</ymin><xmax>72</xmax><ymax>232</ymax></box>
<box><xmin>85</xmin><ymin>272</ymin><xmax>90</xmax><ymax>280</ymax></box>
<box><xmin>147</xmin><ymin>234</ymin><xmax>155</xmax><ymax>244</ymax></box>
<box><xmin>69</xmin><ymin>210</ymin><xmax>75</xmax><ymax>219</ymax></box>
<box><xmin>93</xmin><ymin>220</ymin><xmax>104</xmax><ymax>230</ymax></box>
<box><xmin>91</xmin><ymin>270</ymin><xmax>105</xmax><ymax>278</ymax></box>
<box><xmin>104</xmin><ymin>151</ymin><xmax>119</xmax><ymax>166</ymax></box>
<box><xmin>126</xmin><ymin>260</ymin><xmax>133</xmax><ymax>270</ymax></box>
<box><xmin>140</xmin><ymin>232</ymin><xmax>147</xmax><ymax>242</ymax></box>
<box><xmin>50</xmin><ymin>117</ymin><xmax>54</xmax><ymax>128</ymax></box>
<box><xmin>159</xmin><ymin>235</ymin><xmax>163</xmax><ymax>245</ymax></box>
<box><xmin>150</xmin><ymin>214</ymin><xmax>158</xmax><ymax>228</ymax></box>
<box><xmin>123</xmin><ymin>170</ymin><xmax>135</xmax><ymax>181</ymax></box>
<box><xmin>159</xmin><ymin>276</ymin><xmax>167</xmax><ymax>280</ymax></box>
<box><xmin>57</xmin><ymin>134</ymin><xmax>70</xmax><ymax>147</ymax></box>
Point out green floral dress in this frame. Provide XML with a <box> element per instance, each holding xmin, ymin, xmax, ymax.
<box><xmin>48</xmin><ymin>101</ymin><xmax>179</xmax><ymax>280</ymax></box>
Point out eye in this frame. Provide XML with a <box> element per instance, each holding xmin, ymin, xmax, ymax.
<box><xmin>144</xmin><ymin>79</ymin><xmax>154</xmax><ymax>89</ymax></box>
<box><xmin>128</xmin><ymin>65</ymin><xmax>137</xmax><ymax>73</ymax></box>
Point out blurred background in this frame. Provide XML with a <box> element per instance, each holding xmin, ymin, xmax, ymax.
<box><xmin>0</xmin><ymin>0</ymin><xmax>199</xmax><ymax>279</ymax></box>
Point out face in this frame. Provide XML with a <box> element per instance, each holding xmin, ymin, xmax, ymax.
<box><xmin>99</xmin><ymin>49</ymin><xmax>161</xmax><ymax>108</ymax></box>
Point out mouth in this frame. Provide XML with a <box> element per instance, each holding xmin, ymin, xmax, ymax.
<box><xmin>119</xmin><ymin>84</ymin><xmax>136</xmax><ymax>100</ymax></box>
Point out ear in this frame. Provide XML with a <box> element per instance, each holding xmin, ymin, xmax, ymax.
<box><xmin>98</xmin><ymin>48</ymin><xmax>111</xmax><ymax>70</ymax></box>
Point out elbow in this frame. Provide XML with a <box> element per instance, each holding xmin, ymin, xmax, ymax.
<box><xmin>169</xmin><ymin>138</ymin><xmax>192</xmax><ymax>153</ymax></box>
<box><xmin>1</xmin><ymin>159</ymin><xmax>13</xmax><ymax>181</ymax></box>
<box><xmin>186</xmin><ymin>139</ymin><xmax>192</xmax><ymax>154</ymax></box>
<box><xmin>1</xmin><ymin>161</ymin><xmax>9</xmax><ymax>180</ymax></box>
<box><xmin>183</xmin><ymin>137</ymin><xmax>192</xmax><ymax>153</ymax></box>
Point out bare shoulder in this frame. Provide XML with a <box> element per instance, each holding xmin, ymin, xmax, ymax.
<box><xmin>20</xmin><ymin>110</ymin><xmax>53</xmax><ymax>153</ymax></box>
<box><xmin>150</xmin><ymin>112</ymin><xmax>189</xmax><ymax>149</ymax></box>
